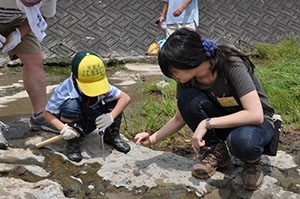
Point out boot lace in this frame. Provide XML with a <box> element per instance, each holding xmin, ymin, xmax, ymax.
<box><xmin>244</xmin><ymin>160</ymin><xmax>262</xmax><ymax>174</ymax></box>
<box><xmin>200</xmin><ymin>150</ymin><xmax>222</xmax><ymax>166</ymax></box>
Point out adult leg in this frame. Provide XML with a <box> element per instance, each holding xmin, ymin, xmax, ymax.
<box><xmin>177</xmin><ymin>88</ymin><xmax>231</xmax><ymax>179</ymax></box>
<box><xmin>18</xmin><ymin>53</ymin><xmax>58</xmax><ymax>133</ymax></box>
<box><xmin>18</xmin><ymin>53</ymin><xmax>46</xmax><ymax>114</ymax></box>
<box><xmin>226</xmin><ymin>120</ymin><xmax>274</xmax><ymax>161</ymax></box>
<box><xmin>226</xmin><ymin>120</ymin><xmax>274</xmax><ymax>190</ymax></box>
<box><xmin>177</xmin><ymin>88</ymin><xmax>230</xmax><ymax>144</ymax></box>
<box><xmin>9</xmin><ymin>27</ymin><xmax>58</xmax><ymax>132</ymax></box>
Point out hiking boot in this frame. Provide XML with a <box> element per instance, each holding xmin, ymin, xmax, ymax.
<box><xmin>66</xmin><ymin>138</ymin><xmax>82</xmax><ymax>162</ymax></box>
<box><xmin>104</xmin><ymin>113</ymin><xmax>130</xmax><ymax>154</ymax></box>
<box><xmin>192</xmin><ymin>141</ymin><xmax>231</xmax><ymax>179</ymax></box>
<box><xmin>242</xmin><ymin>158</ymin><xmax>264</xmax><ymax>191</ymax></box>
<box><xmin>30</xmin><ymin>112</ymin><xmax>59</xmax><ymax>133</ymax></box>
<box><xmin>0</xmin><ymin>121</ymin><xmax>9</xmax><ymax>150</ymax></box>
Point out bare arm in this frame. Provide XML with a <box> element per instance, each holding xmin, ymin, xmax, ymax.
<box><xmin>192</xmin><ymin>90</ymin><xmax>264</xmax><ymax>153</ymax></box>
<box><xmin>43</xmin><ymin>110</ymin><xmax>65</xmax><ymax>131</ymax></box>
<box><xmin>208</xmin><ymin>90</ymin><xmax>264</xmax><ymax>129</ymax></box>
<box><xmin>159</xmin><ymin>2</ymin><xmax>168</xmax><ymax>22</ymax></box>
<box><xmin>110</xmin><ymin>91</ymin><xmax>131</xmax><ymax>119</ymax></box>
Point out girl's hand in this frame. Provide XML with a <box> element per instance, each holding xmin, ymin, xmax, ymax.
<box><xmin>134</xmin><ymin>132</ymin><xmax>151</xmax><ymax>147</ymax></box>
<box><xmin>192</xmin><ymin>120</ymin><xmax>207</xmax><ymax>155</ymax></box>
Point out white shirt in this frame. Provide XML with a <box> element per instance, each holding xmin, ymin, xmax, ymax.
<box><xmin>0</xmin><ymin>0</ymin><xmax>56</xmax><ymax>24</ymax></box>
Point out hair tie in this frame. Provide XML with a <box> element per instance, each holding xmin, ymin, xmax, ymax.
<box><xmin>202</xmin><ymin>39</ymin><xmax>217</xmax><ymax>58</ymax></box>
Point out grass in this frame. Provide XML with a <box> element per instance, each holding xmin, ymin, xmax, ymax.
<box><xmin>123</xmin><ymin>36</ymin><xmax>300</xmax><ymax>151</ymax></box>
<box><xmin>254</xmin><ymin>37</ymin><xmax>300</xmax><ymax>128</ymax></box>
<box><xmin>123</xmin><ymin>79</ymin><xmax>176</xmax><ymax>133</ymax></box>
<box><xmin>122</xmin><ymin>79</ymin><xmax>194</xmax><ymax>151</ymax></box>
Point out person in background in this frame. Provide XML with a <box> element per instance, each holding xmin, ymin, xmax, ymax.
<box><xmin>156</xmin><ymin>0</ymin><xmax>199</xmax><ymax>38</ymax></box>
<box><xmin>0</xmin><ymin>0</ymin><xmax>58</xmax><ymax>149</ymax></box>
<box><xmin>43</xmin><ymin>51</ymin><xmax>131</xmax><ymax>162</ymax></box>
<box><xmin>135</xmin><ymin>28</ymin><xmax>278</xmax><ymax>191</ymax></box>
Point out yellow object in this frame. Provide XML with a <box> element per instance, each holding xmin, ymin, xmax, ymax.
<box><xmin>146</xmin><ymin>41</ymin><xmax>159</xmax><ymax>56</ymax></box>
<box><xmin>71</xmin><ymin>51</ymin><xmax>109</xmax><ymax>97</ymax></box>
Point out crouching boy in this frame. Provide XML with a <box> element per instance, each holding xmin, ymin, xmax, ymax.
<box><xmin>43</xmin><ymin>50</ymin><xmax>131</xmax><ymax>162</ymax></box>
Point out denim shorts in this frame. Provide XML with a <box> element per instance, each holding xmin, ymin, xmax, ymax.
<box><xmin>60</xmin><ymin>99</ymin><xmax>82</xmax><ymax>121</ymax></box>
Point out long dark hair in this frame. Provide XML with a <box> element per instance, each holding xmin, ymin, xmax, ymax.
<box><xmin>158</xmin><ymin>28</ymin><xmax>255</xmax><ymax>79</ymax></box>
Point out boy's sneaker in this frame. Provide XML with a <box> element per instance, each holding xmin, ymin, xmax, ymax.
<box><xmin>192</xmin><ymin>141</ymin><xmax>231</xmax><ymax>179</ymax></box>
<box><xmin>0</xmin><ymin>121</ymin><xmax>9</xmax><ymax>149</ymax></box>
<box><xmin>242</xmin><ymin>158</ymin><xmax>264</xmax><ymax>191</ymax></box>
<box><xmin>30</xmin><ymin>113</ymin><xmax>59</xmax><ymax>134</ymax></box>
<box><xmin>66</xmin><ymin>138</ymin><xmax>82</xmax><ymax>162</ymax></box>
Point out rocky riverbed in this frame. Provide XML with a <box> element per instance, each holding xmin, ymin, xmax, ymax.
<box><xmin>0</xmin><ymin>61</ymin><xmax>300</xmax><ymax>199</ymax></box>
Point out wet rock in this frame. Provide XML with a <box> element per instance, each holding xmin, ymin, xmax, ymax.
<box><xmin>0</xmin><ymin>177</ymin><xmax>69</xmax><ymax>199</ymax></box>
<box><xmin>19</xmin><ymin>129</ymin><xmax>300</xmax><ymax>198</ymax></box>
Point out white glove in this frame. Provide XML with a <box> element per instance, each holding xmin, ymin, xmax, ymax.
<box><xmin>0</xmin><ymin>34</ymin><xmax>6</xmax><ymax>49</ymax></box>
<box><xmin>60</xmin><ymin>124</ymin><xmax>80</xmax><ymax>140</ymax></box>
<box><xmin>1</xmin><ymin>29</ymin><xmax>21</xmax><ymax>53</ymax></box>
<box><xmin>95</xmin><ymin>113</ymin><xmax>114</xmax><ymax>131</ymax></box>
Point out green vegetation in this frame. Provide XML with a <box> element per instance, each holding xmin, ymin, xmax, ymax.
<box><xmin>122</xmin><ymin>79</ymin><xmax>193</xmax><ymax>151</ymax></box>
<box><xmin>123</xmin><ymin>37</ymin><xmax>300</xmax><ymax>151</ymax></box>
<box><xmin>255</xmin><ymin>37</ymin><xmax>300</xmax><ymax>128</ymax></box>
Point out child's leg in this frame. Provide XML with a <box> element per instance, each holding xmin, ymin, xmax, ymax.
<box><xmin>60</xmin><ymin>99</ymin><xmax>83</xmax><ymax>162</ymax></box>
<box><xmin>98</xmin><ymin>100</ymin><xmax>131</xmax><ymax>153</ymax></box>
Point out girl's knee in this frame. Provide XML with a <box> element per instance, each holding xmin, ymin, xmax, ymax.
<box><xmin>227</xmin><ymin>129</ymin><xmax>263</xmax><ymax>160</ymax></box>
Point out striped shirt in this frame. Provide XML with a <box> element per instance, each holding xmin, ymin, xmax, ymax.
<box><xmin>0</xmin><ymin>0</ymin><xmax>56</xmax><ymax>24</ymax></box>
<box><xmin>46</xmin><ymin>76</ymin><xmax>121</xmax><ymax>116</ymax></box>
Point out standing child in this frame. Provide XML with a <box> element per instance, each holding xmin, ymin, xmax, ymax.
<box><xmin>43</xmin><ymin>51</ymin><xmax>131</xmax><ymax>162</ymax></box>
<box><xmin>156</xmin><ymin>0</ymin><xmax>199</xmax><ymax>38</ymax></box>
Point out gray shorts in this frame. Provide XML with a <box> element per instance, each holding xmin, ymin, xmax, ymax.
<box><xmin>0</xmin><ymin>16</ymin><xmax>42</xmax><ymax>60</ymax></box>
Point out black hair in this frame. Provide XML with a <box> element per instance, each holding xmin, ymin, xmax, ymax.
<box><xmin>158</xmin><ymin>28</ymin><xmax>255</xmax><ymax>79</ymax></box>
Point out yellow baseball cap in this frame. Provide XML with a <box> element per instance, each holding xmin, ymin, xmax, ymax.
<box><xmin>71</xmin><ymin>51</ymin><xmax>109</xmax><ymax>97</ymax></box>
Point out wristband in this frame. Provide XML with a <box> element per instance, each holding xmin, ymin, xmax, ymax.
<box><xmin>205</xmin><ymin>118</ymin><xmax>212</xmax><ymax>130</ymax></box>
